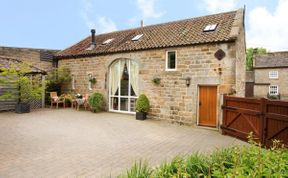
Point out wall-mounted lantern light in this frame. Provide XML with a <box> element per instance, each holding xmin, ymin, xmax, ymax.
<box><xmin>185</xmin><ymin>77</ymin><xmax>191</xmax><ymax>87</ymax></box>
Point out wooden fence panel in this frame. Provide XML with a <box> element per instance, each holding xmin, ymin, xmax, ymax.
<box><xmin>264</xmin><ymin>100</ymin><xmax>288</xmax><ymax>147</ymax></box>
<box><xmin>222</xmin><ymin>96</ymin><xmax>288</xmax><ymax>147</ymax></box>
<box><xmin>222</xmin><ymin>96</ymin><xmax>263</xmax><ymax>142</ymax></box>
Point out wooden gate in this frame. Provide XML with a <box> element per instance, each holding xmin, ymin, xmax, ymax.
<box><xmin>221</xmin><ymin>96</ymin><xmax>288</xmax><ymax>147</ymax></box>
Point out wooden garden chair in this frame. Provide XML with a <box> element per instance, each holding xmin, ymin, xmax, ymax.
<box><xmin>50</xmin><ymin>92</ymin><xmax>65</xmax><ymax>109</ymax></box>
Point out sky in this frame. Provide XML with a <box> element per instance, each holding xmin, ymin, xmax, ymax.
<box><xmin>0</xmin><ymin>0</ymin><xmax>287</xmax><ymax>52</ymax></box>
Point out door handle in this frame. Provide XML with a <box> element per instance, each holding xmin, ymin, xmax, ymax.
<box><xmin>199</xmin><ymin>101</ymin><xmax>202</xmax><ymax>106</ymax></box>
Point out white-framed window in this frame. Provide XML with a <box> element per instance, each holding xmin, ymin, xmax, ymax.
<box><xmin>132</xmin><ymin>34</ymin><xmax>143</xmax><ymax>41</ymax></box>
<box><xmin>269</xmin><ymin>85</ymin><xmax>279</xmax><ymax>95</ymax></box>
<box><xmin>88</xmin><ymin>74</ymin><xmax>92</xmax><ymax>90</ymax></box>
<box><xmin>71</xmin><ymin>74</ymin><xmax>75</xmax><ymax>90</ymax></box>
<box><xmin>102</xmin><ymin>38</ymin><xmax>114</xmax><ymax>45</ymax></box>
<box><xmin>269</xmin><ymin>71</ymin><xmax>278</xmax><ymax>79</ymax></box>
<box><xmin>203</xmin><ymin>24</ymin><xmax>218</xmax><ymax>32</ymax></box>
<box><xmin>166</xmin><ymin>51</ymin><xmax>177</xmax><ymax>71</ymax></box>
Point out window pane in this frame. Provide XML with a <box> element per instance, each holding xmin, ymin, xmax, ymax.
<box><xmin>269</xmin><ymin>71</ymin><xmax>278</xmax><ymax>79</ymax></box>
<box><xmin>120</xmin><ymin>64</ymin><xmax>129</xmax><ymax>96</ymax></box>
<box><xmin>120</xmin><ymin>98</ymin><xmax>129</xmax><ymax>111</ymax></box>
<box><xmin>130</xmin><ymin>98</ymin><xmax>137</xmax><ymax>112</ymax></box>
<box><xmin>168</xmin><ymin>52</ymin><xmax>176</xmax><ymax>69</ymax></box>
<box><xmin>111</xmin><ymin>97</ymin><xmax>119</xmax><ymax>110</ymax></box>
<box><xmin>269</xmin><ymin>85</ymin><xmax>278</xmax><ymax>95</ymax></box>
<box><xmin>131</xmin><ymin>85</ymin><xmax>136</xmax><ymax>96</ymax></box>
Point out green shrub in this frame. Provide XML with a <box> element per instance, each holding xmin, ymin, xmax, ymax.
<box><xmin>154</xmin><ymin>156</ymin><xmax>189</xmax><ymax>178</ymax></box>
<box><xmin>186</xmin><ymin>153</ymin><xmax>210</xmax><ymax>177</ymax></box>
<box><xmin>88</xmin><ymin>92</ymin><xmax>104</xmax><ymax>113</ymax></box>
<box><xmin>136</xmin><ymin>94</ymin><xmax>150</xmax><ymax>112</ymax></box>
<box><xmin>118</xmin><ymin>161</ymin><xmax>152</xmax><ymax>178</ymax></box>
<box><xmin>118</xmin><ymin>138</ymin><xmax>288</xmax><ymax>178</ymax></box>
<box><xmin>211</xmin><ymin>147</ymin><xmax>234</xmax><ymax>177</ymax></box>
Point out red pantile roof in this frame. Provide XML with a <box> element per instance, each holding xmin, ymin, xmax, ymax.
<box><xmin>56</xmin><ymin>10</ymin><xmax>241</xmax><ymax>59</ymax></box>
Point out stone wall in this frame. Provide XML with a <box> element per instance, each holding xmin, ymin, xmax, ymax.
<box><xmin>254</xmin><ymin>68</ymin><xmax>288</xmax><ymax>100</ymax></box>
<box><xmin>0</xmin><ymin>46</ymin><xmax>59</xmax><ymax>72</ymax></box>
<box><xmin>232</xmin><ymin>8</ymin><xmax>246</xmax><ymax>97</ymax></box>
<box><xmin>59</xmin><ymin>41</ymin><xmax>241</xmax><ymax>125</ymax></box>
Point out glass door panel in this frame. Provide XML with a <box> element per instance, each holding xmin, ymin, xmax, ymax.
<box><xmin>110</xmin><ymin>97</ymin><xmax>119</xmax><ymax>110</ymax></box>
<box><xmin>120</xmin><ymin>98</ymin><xmax>129</xmax><ymax>111</ymax></box>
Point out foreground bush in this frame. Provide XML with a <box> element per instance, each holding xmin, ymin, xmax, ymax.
<box><xmin>118</xmin><ymin>139</ymin><xmax>288</xmax><ymax>178</ymax></box>
<box><xmin>88</xmin><ymin>92</ymin><xmax>104</xmax><ymax>112</ymax></box>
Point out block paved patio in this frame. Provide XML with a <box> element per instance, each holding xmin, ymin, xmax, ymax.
<box><xmin>0</xmin><ymin>109</ymin><xmax>244</xmax><ymax>177</ymax></box>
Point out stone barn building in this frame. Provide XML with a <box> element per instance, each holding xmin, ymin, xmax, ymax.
<box><xmin>55</xmin><ymin>9</ymin><xmax>246</xmax><ymax>128</ymax></box>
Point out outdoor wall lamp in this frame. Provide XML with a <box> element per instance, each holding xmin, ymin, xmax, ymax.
<box><xmin>185</xmin><ymin>77</ymin><xmax>191</xmax><ymax>87</ymax></box>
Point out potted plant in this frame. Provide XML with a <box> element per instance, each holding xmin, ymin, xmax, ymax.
<box><xmin>89</xmin><ymin>77</ymin><xmax>97</xmax><ymax>85</ymax></box>
<box><xmin>60</xmin><ymin>93</ymin><xmax>74</xmax><ymax>107</ymax></box>
<box><xmin>136</xmin><ymin>94</ymin><xmax>150</xmax><ymax>120</ymax></box>
<box><xmin>88</xmin><ymin>92</ymin><xmax>104</xmax><ymax>113</ymax></box>
<box><xmin>0</xmin><ymin>63</ymin><xmax>42</xmax><ymax>113</ymax></box>
<box><xmin>152</xmin><ymin>77</ymin><xmax>161</xmax><ymax>85</ymax></box>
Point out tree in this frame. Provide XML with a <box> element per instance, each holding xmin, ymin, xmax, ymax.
<box><xmin>246</xmin><ymin>47</ymin><xmax>267</xmax><ymax>71</ymax></box>
<box><xmin>46</xmin><ymin>66</ymin><xmax>71</xmax><ymax>94</ymax></box>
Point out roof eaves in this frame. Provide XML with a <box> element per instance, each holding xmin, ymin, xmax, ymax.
<box><xmin>56</xmin><ymin>39</ymin><xmax>235</xmax><ymax>60</ymax></box>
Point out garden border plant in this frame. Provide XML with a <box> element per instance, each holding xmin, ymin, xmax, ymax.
<box><xmin>118</xmin><ymin>133</ymin><xmax>288</xmax><ymax>178</ymax></box>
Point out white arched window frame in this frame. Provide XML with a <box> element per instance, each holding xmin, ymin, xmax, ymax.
<box><xmin>108</xmin><ymin>59</ymin><xmax>139</xmax><ymax>114</ymax></box>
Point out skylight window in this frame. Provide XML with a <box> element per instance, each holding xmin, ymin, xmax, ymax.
<box><xmin>102</xmin><ymin>38</ymin><xmax>114</xmax><ymax>45</ymax></box>
<box><xmin>203</xmin><ymin>24</ymin><xmax>218</xmax><ymax>32</ymax></box>
<box><xmin>132</xmin><ymin>34</ymin><xmax>143</xmax><ymax>41</ymax></box>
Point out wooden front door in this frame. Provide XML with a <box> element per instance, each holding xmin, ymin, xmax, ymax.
<box><xmin>198</xmin><ymin>86</ymin><xmax>217</xmax><ymax>127</ymax></box>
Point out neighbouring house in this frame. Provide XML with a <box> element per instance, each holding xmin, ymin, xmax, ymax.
<box><xmin>253</xmin><ymin>52</ymin><xmax>288</xmax><ymax>100</ymax></box>
<box><xmin>55</xmin><ymin>9</ymin><xmax>246</xmax><ymax>127</ymax></box>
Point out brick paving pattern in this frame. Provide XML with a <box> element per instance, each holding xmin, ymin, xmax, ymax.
<box><xmin>0</xmin><ymin>109</ymin><xmax>244</xmax><ymax>177</ymax></box>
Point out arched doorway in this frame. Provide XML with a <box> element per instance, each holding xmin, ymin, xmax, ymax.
<box><xmin>109</xmin><ymin>59</ymin><xmax>139</xmax><ymax>113</ymax></box>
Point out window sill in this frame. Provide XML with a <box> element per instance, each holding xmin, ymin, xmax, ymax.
<box><xmin>165</xmin><ymin>69</ymin><xmax>177</xmax><ymax>71</ymax></box>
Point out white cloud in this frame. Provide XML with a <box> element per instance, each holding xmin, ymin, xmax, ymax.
<box><xmin>81</xmin><ymin>0</ymin><xmax>96</xmax><ymax>29</ymax></box>
<box><xmin>80</xmin><ymin>0</ymin><xmax>117</xmax><ymax>33</ymax></box>
<box><xmin>203</xmin><ymin>0</ymin><xmax>238</xmax><ymax>13</ymax></box>
<box><xmin>247</xmin><ymin>0</ymin><xmax>288</xmax><ymax>51</ymax></box>
<box><xmin>97</xmin><ymin>17</ymin><xmax>117</xmax><ymax>33</ymax></box>
<box><xmin>136</xmin><ymin>0</ymin><xmax>165</xmax><ymax>18</ymax></box>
